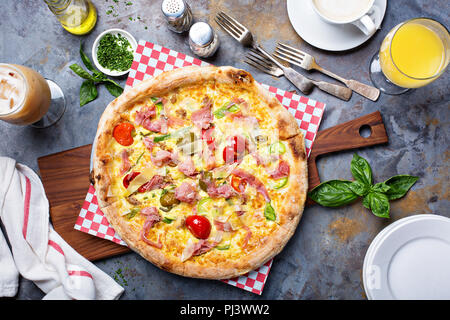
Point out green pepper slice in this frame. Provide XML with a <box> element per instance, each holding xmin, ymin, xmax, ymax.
<box><xmin>269</xmin><ymin>141</ymin><xmax>286</xmax><ymax>155</ymax></box>
<box><xmin>264</xmin><ymin>202</ymin><xmax>276</xmax><ymax>221</ymax></box>
<box><xmin>213</xmin><ymin>102</ymin><xmax>240</xmax><ymax>119</ymax></box>
<box><xmin>216</xmin><ymin>244</ymin><xmax>230</xmax><ymax>250</ymax></box>
<box><xmin>271</xmin><ymin>177</ymin><xmax>288</xmax><ymax>190</ymax></box>
<box><xmin>153</xmin><ymin>134</ymin><xmax>171</xmax><ymax>142</ymax></box>
<box><xmin>125</xmin><ymin>207</ymin><xmax>140</xmax><ymax>220</ymax></box>
<box><xmin>197</xmin><ymin>197</ymin><xmax>212</xmax><ymax>214</ymax></box>
<box><xmin>162</xmin><ymin>216</ymin><xmax>176</xmax><ymax>224</ymax></box>
<box><xmin>151</xmin><ymin>97</ymin><xmax>163</xmax><ymax>116</ymax></box>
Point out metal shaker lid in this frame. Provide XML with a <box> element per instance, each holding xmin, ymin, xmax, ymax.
<box><xmin>189</xmin><ymin>22</ymin><xmax>215</xmax><ymax>47</ymax></box>
<box><xmin>161</xmin><ymin>0</ymin><xmax>186</xmax><ymax>18</ymax></box>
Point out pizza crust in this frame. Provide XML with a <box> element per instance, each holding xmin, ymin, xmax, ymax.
<box><xmin>92</xmin><ymin>65</ymin><xmax>308</xmax><ymax>280</ymax></box>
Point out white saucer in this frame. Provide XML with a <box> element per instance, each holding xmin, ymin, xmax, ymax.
<box><xmin>286</xmin><ymin>0</ymin><xmax>387</xmax><ymax>51</ymax></box>
<box><xmin>363</xmin><ymin>214</ymin><xmax>450</xmax><ymax>300</ymax></box>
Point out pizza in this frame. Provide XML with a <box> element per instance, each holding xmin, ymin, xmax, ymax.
<box><xmin>92</xmin><ymin>66</ymin><xmax>307</xmax><ymax>279</ymax></box>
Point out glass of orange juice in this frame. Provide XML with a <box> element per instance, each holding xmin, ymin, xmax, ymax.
<box><xmin>369</xmin><ymin>18</ymin><xmax>449</xmax><ymax>95</ymax></box>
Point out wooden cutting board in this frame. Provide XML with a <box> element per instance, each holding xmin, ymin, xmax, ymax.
<box><xmin>37</xmin><ymin>111</ymin><xmax>387</xmax><ymax>261</ymax></box>
<box><xmin>38</xmin><ymin>145</ymin><xmax>131</xmax><ymax>261</ymax></box>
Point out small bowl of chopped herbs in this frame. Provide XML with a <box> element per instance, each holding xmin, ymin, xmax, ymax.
<box><xmin>92</xmin><ymin>28</ymin><xmax>137</xmax><ymax>77</ymax></box>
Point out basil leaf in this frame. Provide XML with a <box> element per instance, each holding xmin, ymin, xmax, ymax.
<box><xmin>308</xmin><ymin>180</ymin><xmax>359</xmax><ymax>207</ymax></box>
<box><xmin>348</xmin><ymin>180</ymin><xmax>370</xmax><ymax>196</ymax></box>
<box><xmin>79</xmin><ymin>80</ymin><xmax>98</xmax><ymax>106</ymax></box>
<box><xmin>362</xmin><ymin>194</ymin><xmax>370</xmax><ymax>209</ymax></box>
<box><xmin>364</xmin><ymin>192</ymin><xmax>390</xmax><ymax>218</ymax></box>
<box><xmin>70</xmin><ymin>63</ymin><xmax>94</xmax><ymax>80</ymax></box>
<box><xmin>371</xmin><ymin>182</ymin><xmax>391</xmax><ymax>193</ymax></box>
<box><xmin>79</xmin><ymin>42</ymin><xmax>96</xmax><ymax>72</ymax></box>
<box><xmin>92</xmin><ymin>71</ymin><xmax>107</xmax><ymax>82</ymax></box>
<box><xmin>350</xmin><ymin>153</ymin><xmax>373</xmax><ymax>186</ymax></box>
<box><xmin>383</xmin><ymin>175</ymin><xmax>419</xmax><ymax>200</ymax></box>
<box><xmin>264</xmin><ymin>203</ymin><xmax>276</xmax><ymax>221</ymax></box>
<box><xmin>104</xmin><ymin>80</ymin><xmax>124</xmax><ymax>97</ymax></box>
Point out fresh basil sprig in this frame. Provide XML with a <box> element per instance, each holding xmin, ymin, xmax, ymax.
<box><xmin>308</xmin><ymin>180</ymin><xmax>359</xmax><ymax>207</ymax></box>
<box><xmin>308</xmin><ymin>153</ymin><xmax>418</xmax><ymax>218</ymax></box>
<box><xmin>69</xmin><ymin>42</ymin><xmax>124</xmax><ymax>107</ymax></box>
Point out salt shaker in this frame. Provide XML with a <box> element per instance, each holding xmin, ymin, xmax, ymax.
<box><xmin>189</xmin><ymin>22</ymin><xmax>220</xmax><ymax>58</ymax></box>
<box><xmin>161</xmin><ymin>0</ymin><xmax>193</xmax><ymax>33</ymax></box>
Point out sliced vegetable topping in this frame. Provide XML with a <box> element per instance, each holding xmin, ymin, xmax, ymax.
<box><xmin>231</xmin><ymin>174</ymin><xmax>247</xmax><ymax>193</ymax></box>
<box><xmin>197</xmin><ymin>197</ymin><xmax>212</xmax><ymax>214</ymax></box>
<box><xmin>161</xmin><ymin>215</ymin><xmax>176</xmax><ymax>224</ymax></box>
<box><xmin>186</xmin><ymin>215</ymin><xmax>211</xmax><ymax>239</ymax></box>
<box><xmin>125</xmin><ymin>207</ymin><xmax>140</xmax><ymax>220</ymax></box>
<box><xmin>113</xmin><ymin>123</ymin><xmax>135</xmax><ymax>146</ymax></box>
<box><xmin>269</xmin><ymin>141</ymin><xmax>286</xmax><ymax>155</ymax></box>
<box><xmin>271</xmin><ymin>177</ymin><xmax>288</xmax><ymax>190</ymax></box>
<box><xmin>153</xmin><ymin>133</ymin><xmax>171</xmax><ymax>142</ymax></box>
<box><xmin>223</xmin><ymin>146</ymin><xmax>238</xmax><ymax>164</ymax></box>
<box><xmin>213</xmin><ymin>102</ymin><xmax>240</xmax><ymax>119</ymax></box>
<box><xmin>151</xmin><ymin>97</ymin><xmax>163</xmax><ymax>116</ymax></box>
<box><xmin>123</xmin><ymin>171</ymin><xmax>140</xmax><ymax>188</ymax></box>
<box><xmin>202</xmin><ymin>125</ymin><xmax>215</xmax><ymax>146</ymax></box>
<box><xmin>160</xmin><ymin>190</ymin><xmax>180</xmax><ymax>208</ymax></box>
<box><xmin>222</xmin><ymin>135</ymin><xmax>248</xmax><ymax>164</ymax></box>
<box><xmin>264</xmin><ymin>202</ymin><xmax>276</xmax><ymax>221</ymax></box>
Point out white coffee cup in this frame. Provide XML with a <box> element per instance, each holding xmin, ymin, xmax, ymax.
<box><xmin>311</xmin><ymin>0</ymin><xmax>377</xmax><ymax>36</ymax></box>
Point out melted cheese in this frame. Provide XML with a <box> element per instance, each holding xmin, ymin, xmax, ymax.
<box><xmin>106</xmin><ymin>80</ymin><xmax>294</xmax><ymax>263</ymax></box>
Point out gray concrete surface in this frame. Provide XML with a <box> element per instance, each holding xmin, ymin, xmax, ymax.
<box><xmin>0</xmin><ymin>0</ymin><xmax>448</xmax><ymax>299</ymax></box>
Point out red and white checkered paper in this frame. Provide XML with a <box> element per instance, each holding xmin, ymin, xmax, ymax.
<box><xmin>74</xmin><ymin>40</ymin><xmax>326</xmax><ymax>295</ymax></box>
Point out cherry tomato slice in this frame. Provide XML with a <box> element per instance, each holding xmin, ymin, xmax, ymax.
<box><xmin>202</xmin><ymin>126</ymin><xmax>215</xmax><ymax>145</ymax></box>
<box><xmin>123</xmin><ymin>171</ymin><xmax>140</xmax><ymax>188</ymax></box>
<box><xmin>113</xmin><ymin>123</ymin><xmax>135</xmax><ymax>146</ymax></box>
<box><xmin>123</xmin><ymin>172</ymin><xmax>148</xmax><ymax>193</ymax></box>
<box><xmin>223</xmin><ymin>145</ymin><xmax>237</xmax><ymax>164</ymax></box>
<box><xmin>185</xmin><ymin>215</ymin><xmax>211</xmax><ymax>239</ymax></box>
<box><xmin>231</xmin><ymin>175</ymin><xmax>247</xmax><ymax>193</ymax></box>
<box><xmin>137</xmin><ymin>181</ymin><xmax>152</xmax><ymax>193</ymax></box>
<box><xmin>231</xmin><ymin>135</ymin><xmax>246</xmax><ymax>154</ymax></box>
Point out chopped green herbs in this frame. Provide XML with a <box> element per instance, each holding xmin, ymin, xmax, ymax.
<box><xmin>97</xmin><ymin>33</ymin><xmax>133</xmax><ymax>72</ymax></box>
<box><xmin>113</xmin><ymin>268</ymin><xmax>128</xmax><ymax>286</ymax></box>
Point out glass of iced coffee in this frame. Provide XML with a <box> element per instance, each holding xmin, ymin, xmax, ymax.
<box><xmin>0</xmin><ymin>63</ymin><xmax>66</xmax><ymax>128</ymax></box>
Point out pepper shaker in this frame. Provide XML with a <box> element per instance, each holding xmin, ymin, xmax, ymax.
<box><xmin>161</xmin><ymin>0</ymin><xmax>193</xmax><ymax>33</ymax></box>
<box><xmin>189</xmin><ymin>22</ymin><xmax>220</xmax><ymax>58</ymax></box>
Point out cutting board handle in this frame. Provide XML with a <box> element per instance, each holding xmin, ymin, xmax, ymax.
<box><xmin>307</xmin><ymin>111</ymin><xmax>388</xmax><ymax>192</ymax></box>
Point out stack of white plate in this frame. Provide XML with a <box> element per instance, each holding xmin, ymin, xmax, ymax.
<box><xmin>363</xmin><ymin>214</ymin><xmax>450</xmax><ymax>300</ymax></box>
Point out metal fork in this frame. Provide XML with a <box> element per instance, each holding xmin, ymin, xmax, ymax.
<box><xmin>214</xmin><ymin>11</ymin><xmax>256</xmax><ymax>47</ymax></box>
<box><xmin>245</xmin><ymin>46</ymin><xmax>352</xmax><ymax>100</ymax></box>
<box><xmin>244</xmin><ymin>49</ymin><xmax>284</xmax><ymax>77</ymax></box>
<box><xmin>274</xmin><ymin>43</ymin><xmax>380</xmax><ymax>101</ymax></box>
<box><xmin>215</xmin><ymin>11</ymin><xmax>351</xmax><ymax>100</ymax></box>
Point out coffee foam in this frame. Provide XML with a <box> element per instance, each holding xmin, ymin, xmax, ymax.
<box><xmin>0</xmin><ymin>65</ymin><xmax>26</xmax><ymax>115</ymax></box>
<box><xmin>313</xmin><ymin>0</ymin><xmax>372</xmax><ymax>22</ymax></box>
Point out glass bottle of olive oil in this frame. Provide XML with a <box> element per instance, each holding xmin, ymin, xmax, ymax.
<box><xmin>44</xmin><ymin>0</ymin><xmax>97</xmax><ymax>35</ymax></box>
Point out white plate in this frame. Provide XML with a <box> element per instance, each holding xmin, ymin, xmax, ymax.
<box><xmin>91</xmin><ymin>28</ymin><xmax>137</xmax><ymax>77</ymax></box>
<box><xmin>363</xmin><ymin>214</ymin><xmax>450</xmax><ymax>300</ymax></box>
<box><xmin>286</xmin><ymin>0</ymin><xmax>387</xmax><ymax>51</ymax></box>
